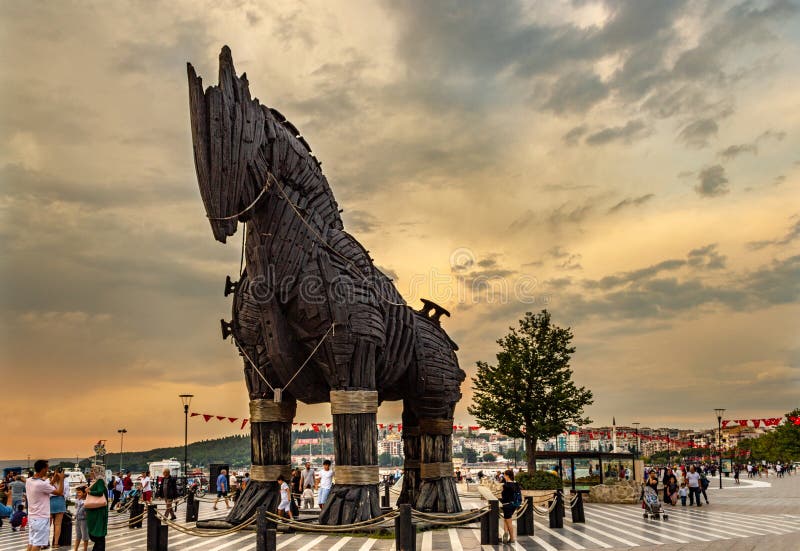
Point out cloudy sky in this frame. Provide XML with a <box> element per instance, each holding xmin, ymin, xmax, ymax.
<box><xmin>2</xmin><ymin>0</ymin><xmax>799</xmax><ymax>459</ymax></box>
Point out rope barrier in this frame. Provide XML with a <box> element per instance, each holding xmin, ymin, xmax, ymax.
<box><xmin>154</xmin><ymin>510</ymin><xmax>258</xmax><ymax>536</ymax></box>
<box><xmin>262</xmin><ymin>509</ymin><xmax>399</xmax><ymax>533</ymax></box>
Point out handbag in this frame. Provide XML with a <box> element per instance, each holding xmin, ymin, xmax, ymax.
<box><xmin>84</xmin><ymin>492</ymin><xmax>108</xmax><ymax>509</ymax></box>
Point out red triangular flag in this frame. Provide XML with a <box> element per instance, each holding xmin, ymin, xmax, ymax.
<box><xmin>737</xmin><ymin>419</ymin><xmax>748</xmax><ymax>427</ymax></box>
<box><xmin>325</xmin><ymin>423</ymin><xmax>331</xmax><ymax>428</ymax></box>
<box><xmin>241</xmin><ymin>419</ymin><xmax>249</xmax><ymax>430</ymax></box>
<box><xmin>228</xmin><ymin>417</ymin><xmax>238</xmax><ymax>423</ymax></box>
<box><xmin>190</xmin><ymin>412</ymin><xmax>200</xmax><ymax>417</ymax></box>
<box><xmin>751</xmin><ymin>419</ymin><xmax>761</xmax><ymax>428</ymax></box>
<box><xmin>203</xmin><ymin>414</ymin><xmax>212</xmax><ymax>422</ymax></box>
<box><xmin>398</xmin><ymin>424</ymin><xmax>402</xmax><ymax>431</ymax></box>
<box><xmin>216</xmin><ymin>415</ymin><xmax>225</xmax><ymax>421</ymax></box>
<box><xmin>721</xmin><ymin>420</ymin><xmax>730</xmax><ymax>428</ymax></box>
<box><xmin>312</xmin><ymin>424</ymin><xmax>320</xmax><ymax>432</ymax></box>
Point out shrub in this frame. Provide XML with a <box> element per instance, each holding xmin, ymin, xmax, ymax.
<box><xmin>516</xmin><ymin>470</ymin><xmax>563</xmax><ymax>490</ymax></box>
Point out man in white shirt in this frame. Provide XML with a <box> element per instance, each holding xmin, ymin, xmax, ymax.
<box><xmin>141</xmin><ymin>472</ymin><xmax>153</xmax><ymax>504</ymax></box>
<box><xmin>317</xmin><ymin>460</ymin><xmax>334</xmax><ymax>509</ymax></box>
<box><xmin>686</xmin><ymin>465</ymin><xmax>702</xmax><ymax>507</ymax></box>
<box><xmin>26</xmin><ymin>459</ymin><xmax>64</xmax><ymax>551</ymax></box>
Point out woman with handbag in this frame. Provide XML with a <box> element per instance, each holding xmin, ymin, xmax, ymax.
<box><xmin>84</xmin><ymin>465</ymin><xmax>108</xmax><ymax>551</ymax></box>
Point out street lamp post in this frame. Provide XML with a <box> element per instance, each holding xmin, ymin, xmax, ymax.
<box><xmin>714</xmin><ymin>408</ymin><xmax>725</xmax><ymax>490</ymax></box>
<box><xmin>117</xmin><ymin>429</ymin><xmax>127</xmax><ymax>473</ymax></box>
<box><xmin>179</xmin><ymin>395</ymin><xmax>194</xmax><ymax>483</ymax></box>
<box><xmin>632</xmin><ymin>422</ymin><xmax>640</xmax><ymax>458</ymax></box>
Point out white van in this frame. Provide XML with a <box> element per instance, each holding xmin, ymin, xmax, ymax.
<box><xmin>148</xmin><ymin>459</ymin><xmax>182</xmax><ymax>479</ymax></box>
<box><xmin>62</xmin><ymin>468</ymin><xmax>87</xmax><ymax>499</ymax></box>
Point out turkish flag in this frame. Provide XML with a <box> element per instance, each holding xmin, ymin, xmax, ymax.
<box><xmin>190</xmin><ymin>412</ymin><xmax>200</xmax><ymax>417</ymax></box>
<box><xmin>216</xmin><ymin>416</ymin><xmax>226</xmax><ymax>421</ymax></box>
<box><xmin>228</xmin><ymin>417</ymin><xmax>238</xmax><ymax>423</ymax></box>
<box><xmin>312</xmin><ymin>424</ymin><xmax>320</xmax><ymax>432</ymax></box>
<box><xmin>241</xmin><ymin>419</ymin><xmax>249</xmax><ymax>430</ymax></box>
<box><xmin>325</xmin><ymin>423</ymin><xmax>331</xmax><ymax>428</ymax></box>
<box><xmin>737</xmin><ymin>420</ymin><xmax>748</xmax><ymax>427</ymax></box>
<box><xmin>763</xmin><ymin>418</ymin><xmax>781</xmax><ymax>426</ymax></box>
<box><xmin>203</xmin><ymin>414</ymin><xmax>212</xmax><ymax>422</ymax></box>
<box><xmin>751</xmin><ymin>419</ymin><xmax>761</xmax><ymax>428</ymax></box>
<box><xmin>721</xmin><ymin>420</ymin><xmax>730</xmax><ymax>428</ymax></box>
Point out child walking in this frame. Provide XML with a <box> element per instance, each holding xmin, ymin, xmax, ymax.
<box><xmin>301</xmin><ymin>484</ymin><xmax>314</xmax><ymax>509</ymax></box>
<box><xmin>74</xmin><ymin>486</ymin><xmax>89</xmax><ymax>551</ymax></box>
<box><xmin>277</xmin><ymin>475</ymin><xmax>293</xmax><ymax>519</ymax></box>
<box><xmin>678</xmin><ymin>482</ymin><xmax>688</xmax><ymax>506</ymax></box>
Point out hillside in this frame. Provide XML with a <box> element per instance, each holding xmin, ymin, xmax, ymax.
<box><xmin>56</xmin><ymin>430</ymin><xmax>335</xmax><ymax>473</ymax></box>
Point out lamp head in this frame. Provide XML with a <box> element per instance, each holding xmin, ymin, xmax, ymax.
<box><xmin>179</xmin><ymin>394</ymin><xmax>194</xmax><ymax>408</ymax></box>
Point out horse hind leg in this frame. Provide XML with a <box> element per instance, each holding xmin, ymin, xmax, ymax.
<box><xmin>413</xmin><ymin>408</ymin><xmax>462</xmax><ymax>513</ymax></box>
<box><xmin>398</xmin><ymin>401</ymin><xmax>420</xmax><ymax>506</ymax></box>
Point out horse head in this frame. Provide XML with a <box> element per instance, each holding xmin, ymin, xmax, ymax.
<box><xmin>187</xmin><ymin>46</ymin><xmax>270</xmax><ymax>243</ymax></box>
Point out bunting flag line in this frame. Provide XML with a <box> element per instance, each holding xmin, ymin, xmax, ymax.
<box><xmin>188</xmin><ymin>411</ymin><xmax>792</xmax><ymax>435</ymax></box>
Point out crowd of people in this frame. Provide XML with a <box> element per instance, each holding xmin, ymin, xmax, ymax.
<box><xmin>0</xmin><ymin>460</ymin><xmax>109</xmax><ymax>551</ymax></box>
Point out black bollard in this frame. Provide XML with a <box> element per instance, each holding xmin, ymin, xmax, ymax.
<box><xmin>146</xmin><ymin>505</ymin><xmax>157</xmax><ymax>550</ymax></box>
<box><xmin>186</xmin><ymin>491</ymin><xmax>200</xmax><ymax>522</ymax></box>
<box><xmin>481</xmin><ymin>499</ymin><xmax>499</xmax><ymax>545</ymax></box>
<box><xmin>130</xmin><ymin>496</ymin><xmax>144</xmax><ymax>529</ymax></box>
<box><xmin>548</xmin><ymin>491</ymin><xmax>564</xmax><ymax>529</ymax></box>
<box><xmin>394</xmin><ymin>503</ymin><xmax>415</xmax><ymax>551</ymax></box>
<box><xmin>517</xmin><ymin>496</ymin><xmax>534</xmax><ymax>536</ymax></box>
<box><xmin>256</xmin><ymin>506</ymin><xmax>277</xmax><ymax>551</ymax></box>
<box><xmin>571</xmin><ymin>491</ymin><xmax>586</xmax><ymax>523</ymax></box>
<box><xmin>381</xmin><ymin>480</ymin><xmax>391</xmax><ymax>509</ymax></box>
<box><xmin>186</xmin><ymin>491</ymin><xmax>195</xmax><ymax>522</ymax></box>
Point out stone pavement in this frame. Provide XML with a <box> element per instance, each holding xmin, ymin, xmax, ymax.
<box><xmin>0</xmin><ymin>475</ymin><xmax>797</xmax><ymax>550</ymax></box>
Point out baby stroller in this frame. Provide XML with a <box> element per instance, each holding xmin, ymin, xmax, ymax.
<box><xmin>642</xmin><ymin>486</ymin><xmax>668</xmax><ymax>520</ymax></box>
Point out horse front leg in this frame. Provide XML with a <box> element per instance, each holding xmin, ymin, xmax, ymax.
<box><xmin>225</xmin><ymin>393</ymin><xmax>296</xmax><ymax>524</ymax></box>
<box><xmin>319</xmin><ymin>339</ymin><xmax>382</xmax><ymax>525</ymax></box>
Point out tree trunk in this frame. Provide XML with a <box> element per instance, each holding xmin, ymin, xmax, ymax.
<box><xmin>526</xmin><ymin>436</ymin><xmax>537</xmax><ymax>474</ymax></box>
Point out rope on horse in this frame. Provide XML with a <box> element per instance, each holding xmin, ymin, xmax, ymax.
<box><xmin>329</xmin><ymin>390</ymin><xmax>379</xmax><ymax>414</ymax></box>
<box><xmin>250</xmin><ymin>464</ymin><xmax>293</xmax><ymax>482</ymax></box>
<box><xmin>249</xmin><ymin>399</ymin><xmax>296</xmax><ymax>423</ymax></box>
<box><xmin>419</xmin><ymin>462</ymin><xmax>454</xmax><ymax>479</ymax></box>
<box><xmin>334</xmin><ymin>465</ymin><xmax>380</xmax><ymax>485</ymax></box>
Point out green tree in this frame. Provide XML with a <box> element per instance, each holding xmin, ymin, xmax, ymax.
<box><xmin>468</xmin><ymin>310</ymin><xmax>594</xmax><ymax>473</ymax></box>
<box><xmin>736</xmin><ymin>409</ymin><xmax>800</xmax><ymax>462</ymax></box>
<box><xmin>378</xmin><ymin>452</ymin><xmax>393</xmax><ymax>467</ymax></box>
<box><xmin>482</xmin><ymin>452</ymin><xmax>497</xmax><ymax>462</ymax></box>
<box><xmin>463</xmin><ymin>447</ymin><xmax>478</xmax><ymax>464</ymax></box>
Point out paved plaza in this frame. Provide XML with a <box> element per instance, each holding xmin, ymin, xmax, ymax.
<box><xmin>1</xmin><ymin>475</ymin><xmax>798</xmax><ymax>550</ymax></box>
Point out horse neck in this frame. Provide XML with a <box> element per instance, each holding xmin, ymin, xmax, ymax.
<box><xmin>259</xmin><ymin>118</ymin><xmax>343</xmax><ymax>235</ymax></box>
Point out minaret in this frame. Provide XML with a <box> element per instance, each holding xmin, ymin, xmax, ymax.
<box><xmin>612</xmin><ymin>417</ymin><xmax>617</xmax><ymax>452</ymax></box>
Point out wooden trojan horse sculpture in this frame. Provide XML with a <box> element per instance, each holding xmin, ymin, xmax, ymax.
<box><xmin>187</xmin><ymin>46</ymin><xmax>465</xmax><ymax>525</ymax></box>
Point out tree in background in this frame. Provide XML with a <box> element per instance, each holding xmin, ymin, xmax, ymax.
<box><xmin>462</xmin><ymin>447</ymin><xmax>478</xmax><ymax>464</ymax></box>
<box><xmin>482</xmin><ymin>452</ymin><xmax>497</xmax><ymax>462</ymax></box>
<box><xmin>736</xmin><ymin>409</ymin><xmax>800</xmax><ymax>462</ymax></box>
<box><xmin>469</xmin><ymin>310</ymin><xmax>593</xmax><ymax>473</ymax></box>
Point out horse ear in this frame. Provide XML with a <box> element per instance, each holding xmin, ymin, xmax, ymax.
<box><xmin>218</xmin><ymin>45</ymin><xmax>238</xmax><ymax>99</ymax></box>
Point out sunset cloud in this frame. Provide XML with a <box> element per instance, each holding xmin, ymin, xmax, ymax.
<box><xmin>1</xmin><ymin>0</ymin><xmax>798</xmax><ymax>458</ymax></box>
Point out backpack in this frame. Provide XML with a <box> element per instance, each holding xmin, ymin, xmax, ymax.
<box><xmin>511</xmin><ymin>483</ymin><xmax>522</xmax><ymax>508</ymax></box>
